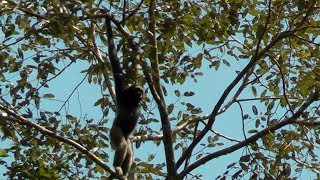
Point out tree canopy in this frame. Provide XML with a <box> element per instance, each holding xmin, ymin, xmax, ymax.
<box><xmin>0</xmin><ymin>0</ymin><xmax>319</xmax><ymax>179</ymax></box>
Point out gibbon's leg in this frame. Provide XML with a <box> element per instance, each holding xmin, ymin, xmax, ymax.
<box><xmin>127</xmin><ymin>172</ymin><xmax>137</xmax><ymax>180</ymax></box>
<box><xmin>110</xmin><ymin>125</ymin><xmax>128</xmax><ymax>178</ymax></box>
<box><xmin>121</xmin><ymin>138</ymin><xmax>133</xmax><ymax>177</ymax></box>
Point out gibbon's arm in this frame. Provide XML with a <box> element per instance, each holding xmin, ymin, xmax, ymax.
<box><xmin>106</xmin><ymin>17</ymin><xmax>124</xmax><ymax>99</ymax></box>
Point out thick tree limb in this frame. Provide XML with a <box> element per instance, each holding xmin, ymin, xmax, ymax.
<box><xmin>147</xmin><ymin>0</ymin><xmax>177</xmax><ymax>178</ymax></box>
<box><xmin>179</xmin><ymin>91</ymin><xmax>319</xmax><ymax>178</ymax></box>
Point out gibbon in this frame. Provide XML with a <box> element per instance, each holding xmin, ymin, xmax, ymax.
<box><xmin>109</xmin><ymin>85</ymin><xmax>144</xmax><ymax>179</ymax></box>
<box><xmin>106</xmin><ymin>17</ymin><xmax>143</xmax><ymax>180</ymax></box>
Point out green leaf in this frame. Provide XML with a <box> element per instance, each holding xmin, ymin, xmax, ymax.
<box><xmin>193</xmin><ymin>54</ymin><xmax>203</xmax><ymax>68</ymax></box>
<box><xmin>184</xmin><ymin>91</ymin><xmax>195</xmax><ymax>96</ymax></box>
<box><xmin>43</xmin><ymin>93</ymin><xmax>55</xmax><ymax>99</ymax></box>
<box><xmin>252</xmin><ymin>105</ymin><xmax>258</xmax><ymax>115</ymax></box>
<box><xmin>252</xmin><ymin>86</ymin><xmax>257</xmax><ymax>97</ymax></box>
<box><xmin>0</xmin><ymin>150</ymin><xmax>8</xmax><ymax>157</ymax></box>
<box><xmin>222</xmin><ymin>59</ymin><xmax>231</xmax><ymax>67</ymax></box>
<box><xmin>167</xmin><ymin>103</ymin><xmax>174</xmax><ymax>115</ymax></box>
<box><xmin>174</xmin><ymin>90</ymin><xmax>181</xmax><ymax>97</ymax></box>
<box><xmin>248</xmin><ymin>130</ymin><xmax>258</xmax><ymax>133</ymax></box>
<box><xmin>240</xmin><ymin>155</ymin><xmax>250</xmax><ymax>162</ymax></box>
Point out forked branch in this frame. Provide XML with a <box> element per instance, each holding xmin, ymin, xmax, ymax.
<box><xmin>0</xmin><ymin>104</ymin><xmax>115</xmax><ymax>175</ymax></box>
<box><xmin>179</xmin><ymin>90</ymin><xmax>319</xmax><ymax>177</ymax></box>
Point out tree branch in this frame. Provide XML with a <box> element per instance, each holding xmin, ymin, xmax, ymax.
<box><xmin>176</xmin><ymin>0</ymin><xmax>310</xmax><ymax>167</ymax></box>
<box><xmin>271</xmin><ymin>55</ymin><xmax>293</xmax><ymax>113</ymax></box>
<box><xmin>75</xmin><ymin>34</ymin><xmax>117</xmax><ymax>104</ymax></box>
<box><xmin>121</xmin><ymin>0</ymin><xmax>144</xmax><ymax>24</ymax></box>
<box><xmin>58</xmin><ymin>73</ymin><xmax>88</xmax><ymax>112</ymax></box>
<box><xmin>179</xmin><ymin>90</ymin><xmax>319</xmax><ymax>177</ymax></box>
<box><xmin>147</xmin><ymin>0</ymin><xmax>177</xmax><ymax>178</ymax></box>
<box><xmin>131</xmin><ymin>93</ymin><xmax>292</xmax><ymax>144</ymax></box>
<box><xmin>0</xmin><ymin>104</ymin><xmax>115</xmax><ymax>176</ymax></box>
<box><xmin>91</xmin><ymin>23</ymin><xmax>117</xmax><ymax>103</ymax></box>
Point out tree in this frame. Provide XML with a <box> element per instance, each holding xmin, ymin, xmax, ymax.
<box><xmin>0</xmin><ymin>0</ymin><xmax>319</xmax><ymax>179</ymax></box>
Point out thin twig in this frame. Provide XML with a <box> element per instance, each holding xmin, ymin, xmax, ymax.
<box><xmin>58</xmin><ymin>74</ymin><xmax>88</xmax><ymax>112</ymax></box>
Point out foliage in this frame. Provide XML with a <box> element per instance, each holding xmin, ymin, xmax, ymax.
<box><xmin>0</xmin><ymin>0</ymin><xmax>319</xmax><ymax>179</ymax></box>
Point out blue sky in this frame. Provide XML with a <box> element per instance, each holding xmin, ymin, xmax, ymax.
<box><xmin>1</xmin><ymin>45</ymin><xmax>317</xmax><ymax>179</ymax></box>
<box><xmin>0</xmin><ymin>6</ymin><xmax>318</xmax><ymax>178</ymax></box>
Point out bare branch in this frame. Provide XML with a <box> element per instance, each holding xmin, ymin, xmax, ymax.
<box><xmin>236</xmin><ymin>97</ymin><xmax>283</xmax><ymax>102</ymax></box>
<box><xmin>58</xmin><ymin>74</ymin><xmax>88</xmax><ymax>112</ymax></box>
<box><xmin>237</xmin><ymin>101</ymin><xmax>247</xmax><ymax>140</ymax></box>
<box><xmin>132</xmin><ymin>134</ymin><xmax>162</xmax><ymax>142</ymax></box>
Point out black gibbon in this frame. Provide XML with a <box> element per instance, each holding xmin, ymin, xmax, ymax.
<box><xmin>110</xmin><ymin>85</ymin><xmax>144</xmax><ymax>179</ymax></box>
<box><xmin>106</xmin><ymin>17</ymin><xmax>144</xmax><ymax>180</ymax></box>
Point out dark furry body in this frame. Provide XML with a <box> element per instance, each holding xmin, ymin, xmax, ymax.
<box><xmin>109</xmin><ymin>85</ymin><xmax>143</xmax><ymax>179</ymax></box>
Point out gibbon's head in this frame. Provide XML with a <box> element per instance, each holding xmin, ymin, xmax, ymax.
<box><xmin>121</xmin><ymin>84</ymin><xmax>144</xmax><ymax>106</ymax></box>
